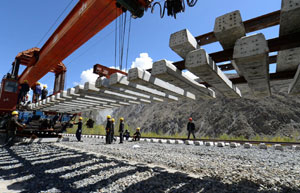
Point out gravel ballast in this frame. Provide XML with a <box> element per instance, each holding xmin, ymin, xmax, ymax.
<box><xmin>0</xmin><ymin>137</ymin><xmax>299</xmax><ymax>193</ymax></box>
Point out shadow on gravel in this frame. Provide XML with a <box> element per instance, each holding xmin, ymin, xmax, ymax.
<box><xmin>1</xmin><ymin>145</ymin><xmax>147</xmax><ymax>193</ymax></box>
<box><xmin>123</xmin><ymin>168</ymin><xmax>300</xmax><ymax>193</ymax></box>
<box><xmin>0</xmin><ymin>145</ymin><xmax>299</xmax><ymax>193</ymax></box>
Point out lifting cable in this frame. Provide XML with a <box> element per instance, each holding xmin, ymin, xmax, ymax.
<box><xmin>65</xmin><ymin>0</ymin><xmax>129</xmax><ymax>71</ymax></box>
<box><xmin>118</xmin><ymin>13</ymin><xmax>122</xmax><ymax>70</ymax></box>
<box><xmin>125</xmin><ymin>16</ymin><xmax>132</xmax><ymax>71</ymax></box>
<box><xmin>67</xmin><ymin>13</ymin><xmax>131</xmax><ymax>67</ymax></box>
<box><xmin>120</xmin><ymin>12</ymin><xmax>127</xmax><ymax>71</ymax></box>
<box><xmin>115</xmin><ymin>11</ymin><xmax>132</xmax><ymax>72</ymax></box>
<box><xmin>66</xmin><ymin>0</ymin><xmax>119</xmax><ymax>67</ymax></box>
<box><xmin>114</xmin><ymin>8</ymin><xmax>118</xmax><ymax>69</ymax></box>
<box><xmin>36</xmin><ymin>0</ymin><xmax>75</xmax><ymax>47</ymax></box>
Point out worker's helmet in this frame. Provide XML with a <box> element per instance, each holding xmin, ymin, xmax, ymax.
<box><xmin>79</xmin><ymin>117</ymin><xmax>83</xmax><ymax>120</ymax></box>
<box><xmin>36</xmin><ymin>82</ymin><xmax>40</xmax><ymax>85</ymax></box>
<box><xmin>12</xmin><ymin>111</ymin><xmax>19</xmax><ymax>116</ymax></box>
<box><xmin>107</xmin><ymin>115</ymin><xmax>111</xmax><ymax>119</ymax></box>
<box><xmin>23</xmin><ymin>80</ymin><xmax>28</xmax><ymax>83</ymax></box>
<box><xmin>43</xmin><ymin>85</ymin><xmax>47</xmax><ymax>88</ymax></box>
<box><xmin>136</xmin><ymin>127</ymin><xmax>140</xmax><ymax>131</ymax></box>
<box><xmin>120</xmin><ymin>117</ymin><xmax>124</xmax><ymax>121</ymax></box>
<box><xmin>111</xmin><ymin>118</ymin><xmax>115</xmax><ymax>122</ymax></box>
<box><xmin>189</xmin><ymin>117</ymin><xmax>192</xmax><ymax>121</ymax></box>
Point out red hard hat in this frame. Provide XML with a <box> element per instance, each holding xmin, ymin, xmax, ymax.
<box><xmin>189</xmin><ymin>117</ymin><xmax>192</xmax><ymax>121</ymax></box>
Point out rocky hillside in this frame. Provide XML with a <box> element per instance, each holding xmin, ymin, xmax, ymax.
<box><xmin>109</xmin><ymin>78</ymin><xmax>300</xmax><ymax>138</ymax></box>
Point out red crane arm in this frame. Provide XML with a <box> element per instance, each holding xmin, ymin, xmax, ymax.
<box><xmin>15</xmin><ymin>47</ymin><xmax>40</xmax><ymax>67</ymax></box>
<box><xmin>19</xmin><ymin>0</ymin><xmax>125</xmax><ymax>86</ymax></box>
<box><xmin>93</xmin><ymin>64</ymin><xmax>127</xmax><ymax>78</ymax></box>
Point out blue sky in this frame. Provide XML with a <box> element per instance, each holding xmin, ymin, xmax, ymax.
<box><xmin>0</xmin><ymin>0</ymin><xmax>281</xmax><ymax>94</ymax></box>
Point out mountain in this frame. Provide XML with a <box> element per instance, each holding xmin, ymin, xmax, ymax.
<box><xmin>107</xmin><ymin>76</ymin><xmax>300</xmax><ymax>138</ymax></box>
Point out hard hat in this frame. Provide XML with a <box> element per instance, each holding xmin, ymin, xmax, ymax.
<box><xmin>136</xmin><ymin>127</ymin><xmax>140</xmax><ymax>131</ymax></box>
<box><xmin>111</xmin><ymin>118</ymin><xmax>115</xmax><ymax>122</ymax></box>
<box><xmin>43</xmin><ymin>85</ymin><xmax>47</xmax><ymax>88</ymax></box>
<box><xmin>189</xmin><ymin>117</ymin><xmax>192</xmax><ymax>121</ymax></box>
<box><xmin>79</xmin><ymin>117</ymin><xmax>83</xmax><ymax>120</ymax></box>
<box><xmin>36</xmin><ymin>82</ymin><xmax>40</xmax><ymax>85</ymax></box>
<box><xmin>120</xmin><ymin>117</ymin><xmax>124</xmax><ymax>121</ymax></box>
<box><xmin>107</xmin><ymin>115</ymin><xmax>111</xmax><ymax>119</ymax></box>
<box><xmin>12</xmin><ymin>111</ymin><xmax>18</xmax><ymax>115</ymax></box>
<box><xmin>23</xmin><ymin>80</ymin><xmax>28</xmax><ymax>83</ymax></box>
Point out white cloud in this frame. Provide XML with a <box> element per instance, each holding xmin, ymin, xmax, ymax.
<box><xmin>183</xmin><ymin>70</ymin><xmax>198</xmax><ymax>80</ymax></box>
<box><xmin>73</xmin><ymin>81</ymin><xmax>79</xmax><ymax>86</ymax></box>
<box><xmin>73</xmin><ymin>68</ymin><xmax>98</xmax><ymax>86</ymax></box>
<box><xmin>131</xmin><ymin>53</ymin><xmax>153</xmax><ymax>70</ymax></box>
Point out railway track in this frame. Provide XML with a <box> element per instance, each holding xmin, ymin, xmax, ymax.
<box><xmin>63</xmin><ymin>133</ymin><xmax>300</xmax><ymax>148</ymax></box>
<box><xmin>0</xmin><ymin>129</ymin><xmax>63</xmax><ymax>138</ymax></box>
<box><xmin>1</xmin><ymin>129</ymin><xmax>299</xmax><ymax>148</ymax></box>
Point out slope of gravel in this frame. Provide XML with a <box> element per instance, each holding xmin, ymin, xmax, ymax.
<box><xmin>0</xmin><ymin>138</ymin><xmax>300</xmax><ymax>193</ymax></box>
<box><xmin>111</xmin><ymin>80</ymin><xmax>300</xmax><ymax>138</ymax></box>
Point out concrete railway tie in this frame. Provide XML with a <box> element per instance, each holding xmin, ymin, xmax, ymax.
<box><xmin>63</xmin><ymin>134</ymin><xmax>300</xmax><ymax>151</ymax></box>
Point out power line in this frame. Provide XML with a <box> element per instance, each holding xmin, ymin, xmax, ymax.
<box><xmin>36</xmin><ymin>0</ymin><xmax>75</xmax><ymax>47</ymax></box>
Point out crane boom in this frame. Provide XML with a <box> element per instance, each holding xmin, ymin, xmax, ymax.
<box><xmin>19</xmin><ymin>0</ymin><xmax>149</xmax><ymax>86</ymax></box>
<box><xmin>0</xmin><ymin>0</ymin><xmax>151</xmax><ymax>112</ymax></box>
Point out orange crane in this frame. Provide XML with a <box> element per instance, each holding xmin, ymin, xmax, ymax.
<box><xmin>0</xmin><ymin>0</ymin><xmax>153</xmax><ymax>113</ymax></box>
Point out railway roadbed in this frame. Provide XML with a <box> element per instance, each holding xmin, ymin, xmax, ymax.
<box><xmin>0</xmin><ymin>137</ymin><xmax>299</xmax><ymax>193</ymax></box>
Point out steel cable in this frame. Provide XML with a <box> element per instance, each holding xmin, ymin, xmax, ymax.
<box><xmin>125</xmin><ymin>16</ymin><xmax>132</xmax><ymax>72</ymax></box>
<box><xmin>120</xmin><ymin>12</ymin><xmax>127</xmax><ymax>71</ymax></box>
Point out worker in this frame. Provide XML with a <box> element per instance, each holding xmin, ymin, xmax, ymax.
<box><xmin>133</xmin><ymin>127</ymin><xmax>141</xmax><ymax>141</ymax></box>
<box><xmin>124</xmin><ymin>129</ymin><xmax>130</xmax><ymax>141</ymax></box>
<box><xmin>33</xmin><ymin>82</ymin><xmax>42</xmax><ymax>102</ymax></box>
<box><xmin>17</xmin><ymin>80</ymin><xmax>30</xmax><ymax>106</ymax></box>
<box><xmin>51</xmin><ymin>113</ymin><xmax>60</xmax><ymax>128</ymax></box>
<box><xmin>73</xmin><ymin>117</ymin><xmax>83</xmax><ymax>142</ymax></box>
<box><xmin>187</xmin><ymin>117</ymin><xmax>196</xmax><ymax>139</ymax></box>
<box><xmin>24</xmin><ymin>94</ymin><xmax>30</xmax><ymax>106</ymax></box>
<box><xmin>41</xmin><ymin>85</ymin><xmax>48</xmax><ymax>100</ymax></box>
<box><xmin>105</xmin><ymin>115</ymin><xmax>112</xmax><ymax>144</ymax></box>
<box><xmin>111</xmin><ymin>118</ymin><xmax>116</xmax><ymax>143</ymax></box>
<box><xmin>32</xmin><ymin>111</ymin><xmax>41</xmax><ymax>121</ymax></box>
<box><xmin>86</xmin><ymin>118</ymin><xmax>95</xmax><ymax>128</ymax></box>
<box><xmin>4</xmin><ymin>111</ymin><xmax>25</xmax><ymax>147</ymax></box>
<box><xmin>119</xmin><ymin>117</ymin><xmax>124</xmax><ymax>143</ymax></box>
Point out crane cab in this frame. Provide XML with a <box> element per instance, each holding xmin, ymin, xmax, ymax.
<box><xmin>0</xmin><ymin>75</ymin><xmax>19</xmax><ymax>112</ymax></box>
